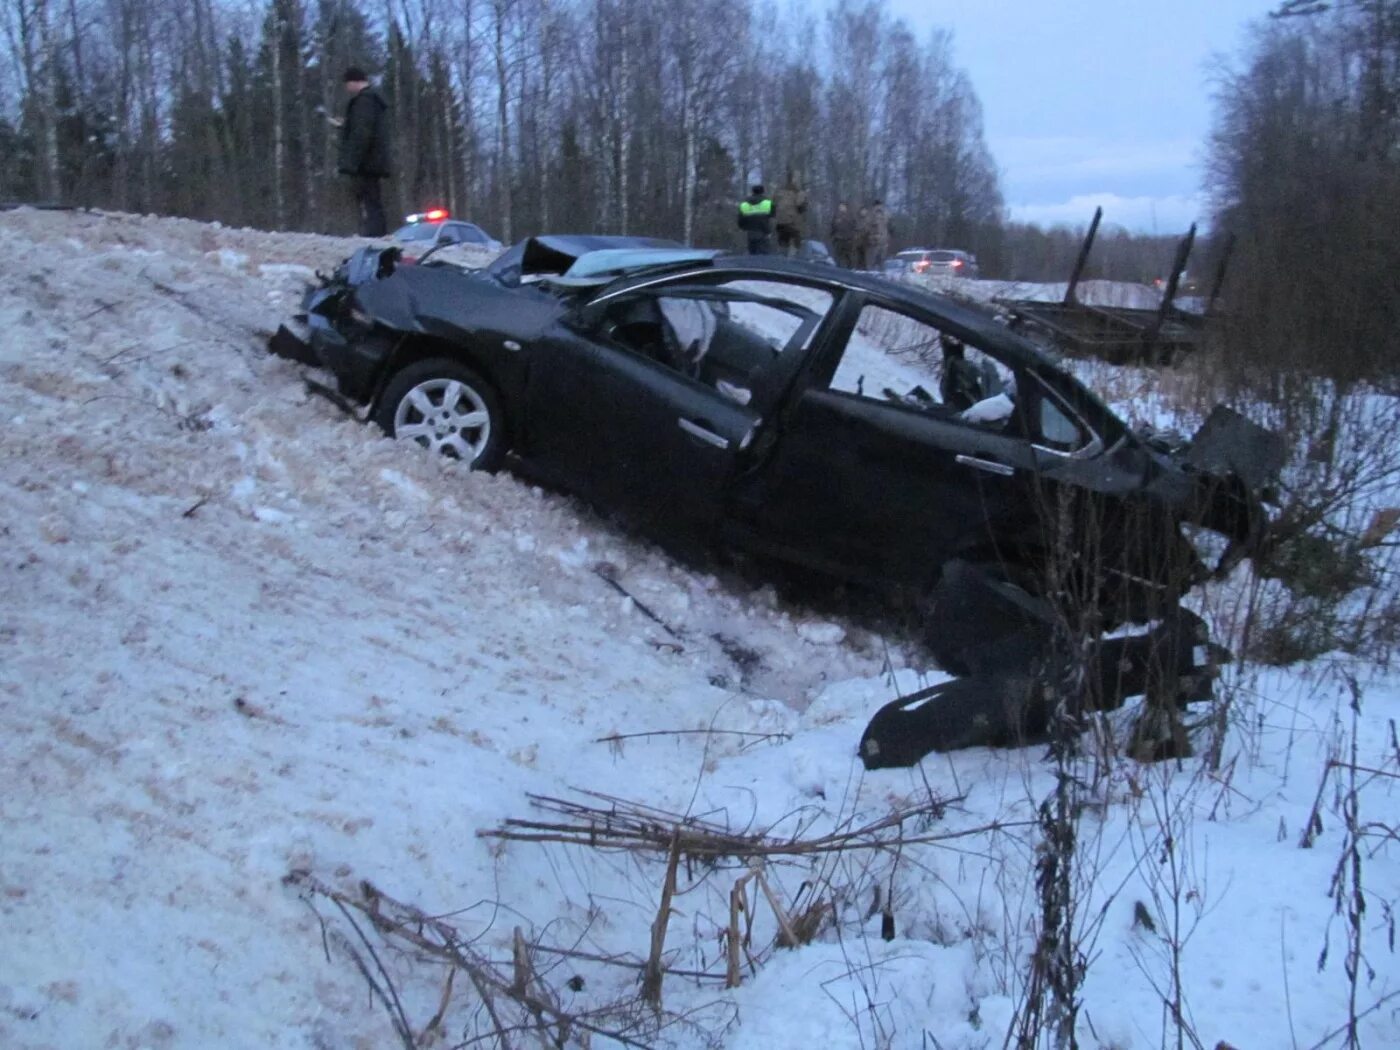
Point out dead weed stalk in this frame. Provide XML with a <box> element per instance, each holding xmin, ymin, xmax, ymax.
<box><xmin>286</xmin><ymin>869</ymin><xmax>731</xmax><ymax>1049</ymax></box>
<box><xmin>1300</xmin><ymin>678</ymin><xmax>1400</xmax><ymax>1050</ymax></box>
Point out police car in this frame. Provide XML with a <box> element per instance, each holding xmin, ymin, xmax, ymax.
<box><xmin>389</xmin><ymin>210</ymin><xmax>503</xmax><ymax>262</ymax></box>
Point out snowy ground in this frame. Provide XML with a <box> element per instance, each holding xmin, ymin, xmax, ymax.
<box><xmin>1</xmin><ymin>209</ymin><xmax>1396</xmax><ymax>1049</ymax></box>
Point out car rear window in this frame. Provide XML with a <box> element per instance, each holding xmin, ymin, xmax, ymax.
<box><xmin>929</xmin><ymin>251</ymin><xmax>957</xmax><ymax>262</ymax></box>
<box><xmin>393</xmin><ymin>223</ymin><xmax>440</xmax><ymax>243</ymax></box>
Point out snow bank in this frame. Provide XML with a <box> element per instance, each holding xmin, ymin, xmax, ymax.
<box><xmin>0</xmin><ymin>209</ymin><xmax>1396</xmax><ymax>1049</ymax></box>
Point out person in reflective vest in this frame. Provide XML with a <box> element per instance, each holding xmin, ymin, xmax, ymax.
<box><xmin>736</xmin><ymin>184</ymin><xmax>774</xmax><ymax>254</ymax></box>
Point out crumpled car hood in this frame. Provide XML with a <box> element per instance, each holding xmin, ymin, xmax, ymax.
<box><xmin>327</xmin><ymin>246</ymin><xmax>567</xmax><ymax>346</ymax></box>
<box><xmin>1143</xmin><ymin>404</ymin><xmax>1285</xmax><ymax>573</ymax></box>
<box><xmin>1181</xmin><ymin>404</ymin><xmax>1288</xmax><ymax>492</ymax></box>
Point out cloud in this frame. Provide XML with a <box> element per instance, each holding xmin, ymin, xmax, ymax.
<box><xmin>991</xmin><ymin>134</ymin><xmax>1209</xmax><ymax>228</ymax></box>
<box><xmin>1008</xmin><ymin>192</ymin><xmax>1205</xmax><ymax>233</ymax></box>
<box><xmin>996</xmin><ymin>135</ymin><xmax>1202</xmax><ymax>184</ymax></box>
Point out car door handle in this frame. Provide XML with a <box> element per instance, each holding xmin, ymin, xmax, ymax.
<box><xmin>678</xmin><ymin>417</ymin><xmax>730</xmax><ymax>450</ymax></box>
<box><xmin>956</xmin><ymin>454</ymin><xmax>1015</xmax><ymax>477</ymax></box>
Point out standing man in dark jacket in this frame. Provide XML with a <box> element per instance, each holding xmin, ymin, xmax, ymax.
<box><xmin>736</xmin><ymin>184</ymin><xmax>774</xmax><ymax>255</ymax></box>
<box><xmin>337</xmin><ymin>67</ymin><xmax>392</xmax><ymax>237</ymax></box>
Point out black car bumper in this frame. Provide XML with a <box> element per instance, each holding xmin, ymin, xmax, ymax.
<box><xmin>268</xmin><ymin>320</ymin><xmax>319</xmax><ymax>366</ymax></box>
<box><xmin>268</xmin><ymin>315</ymin><xmax>389</xmax><ymax>404</ymax></box>
<box><xmin>309</xmin><ymin>323</ymin><xmax>386</xmax><ymax>401</ymax></box>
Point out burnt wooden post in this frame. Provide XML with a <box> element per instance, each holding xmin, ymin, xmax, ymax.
<box><xmin>1204</xmin><ymin>232</ymin><xmax>1236</xmax><ymax>318</ymax></box>
<box><xmin>1063</xmin><ymin>206</ymin><xmax>1102</xmax><ymax>306</ymax></box>
<box><xmin>1143</xmin><ymin>223</ymin><xmax>1196</xmax><ymax>361</ymax></box>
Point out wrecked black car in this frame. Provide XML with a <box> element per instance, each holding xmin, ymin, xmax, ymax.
<box><xmin>271</xmin><ymin>235</ymin><xmax>1281</xmax><ymax>764</ymax></box>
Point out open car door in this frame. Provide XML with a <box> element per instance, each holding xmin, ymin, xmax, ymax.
<box><xmin>522</xmin><ymin>330</ymin><xmax>755</xmax><ymax>530</ymax></box>
<box><xmin>519</xmin><ymin>273</ymin><xmax>833</xmax><ymax>530</ymax></box>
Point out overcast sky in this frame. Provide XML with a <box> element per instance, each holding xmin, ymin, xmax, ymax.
<box><xmin>881</xmin><ymin>0</ymin><xmax>1277</xmax><ymax>232</ymax></box>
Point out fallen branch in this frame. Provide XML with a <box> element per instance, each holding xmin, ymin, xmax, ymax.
<box><xmin>525</xmin><ymin>942</ymin><xmax>725</xmax><ymax>983</ymax></box>
<box><xmin>593</xmin><ymin>729</ymin><xmax>791</xmax><ymax>747</ymax></box>
<box><xmin>286</xmin><ymin>870</ymin><xmax>714</xmax><ymax>1049</ymax></box>
<box><xmin>593</xmin><ymin>565</ymin><xmax>682</xmax><ymax>638</ymax></box>
<box><xmin>330</xmin><ymin>896</ymin><xmax>417</xmax><ymax>1050</ymax></box>
<box><xmin>80</xmin><ymin>300</ymin><xmax>118</xmax><ymax>321</ymax></box>
<box><xmin>478</xmin><ymin>789</ymin><xmax>1009</xmax><ymax>864</ymax></box>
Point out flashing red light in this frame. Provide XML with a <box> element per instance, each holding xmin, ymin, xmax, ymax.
<box><xmin>424</xmin><ymin>208</ymin><xmax>449</xmax><ymax>221</ymax></box>
<box><xmin>951</xmin><ymin>259</ymin><xmax>963</xmax><ymax>268</ymax></box>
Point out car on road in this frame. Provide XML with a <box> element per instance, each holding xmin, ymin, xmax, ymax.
<box><xmin>272</xmin><ymin>236</ymin><xmax>1278</xmax><ymax>751</ymax></box>
<box><xmin>389</xmin><ymin>210</ymin><xmax>502</xmax><ymax>262</ymax></box>
<box><xmin>897</xmin><ymin>248</ymin><xmax>979</xmax><ymax>279</ymax></box>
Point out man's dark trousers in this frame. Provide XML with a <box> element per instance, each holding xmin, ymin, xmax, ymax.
<box><xmin>353</xmin><ymin>176</ymin><xmax>387</xmax><ymax>237</ymax></box>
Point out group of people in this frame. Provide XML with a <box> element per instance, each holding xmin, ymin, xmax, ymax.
<box><xmin>736</xmin><ymin>175</ymin><xmax>890</xmax><ymax>269</ymax></box>
<box><xmin>338</xmin><ymin>62</ymin><xmax>900</xmax><ymax>270</ymax></box>
<box><xmin>737</xmin><ymin>173</ymin><xmax>809</xmax><ymax>256</ymax></box>
<box><xmin>828</xmin><ymin>199</ymin><xmax>890</xmax><ymax>270</ymax></box>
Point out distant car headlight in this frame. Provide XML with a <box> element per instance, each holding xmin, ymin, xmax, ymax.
<box><xmin>1180</xmin><ymin>522</ymin><xmax>1232</xmax><ymax>574</ymax></box>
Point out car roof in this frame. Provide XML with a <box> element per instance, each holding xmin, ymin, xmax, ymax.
<box><xmin>486</xmin><ymin>234</ymin><xmax>684</xmax><ymax>282</ymax></box>
<box><xmin>534</xmin><ymin>234</ymin><xmax>682</xmax><ymax>257</ymax></box>
<box><xmin>549</xmin><ymin>247</ymin><xmax>723</xmax><ymax>286</ymax></box>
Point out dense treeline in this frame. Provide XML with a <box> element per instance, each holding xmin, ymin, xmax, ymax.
<box><xmin>1207</xmin><ymin>0</ymin><xmax>1400</xmax><ymax>381</ymax></box>
<box><xmin>0</xmin><ymin>0</ymin><xmax>1014</xmax><ymax>260</ymax></box>
<box><xmin>998</xmin><ymin>222</ymin><xmax>1189</xmax><ymax>286</ymax></box>
<box><xmin>9</xmin><ymin>0</ymin><xmax>1348</xmax><ymax>294</ymax></box>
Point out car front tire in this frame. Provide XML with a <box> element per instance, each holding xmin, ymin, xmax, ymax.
<box><xmin>374</xmin><ymin>358</ymin><xmax>506</xmax><ymax>472</ymax></box>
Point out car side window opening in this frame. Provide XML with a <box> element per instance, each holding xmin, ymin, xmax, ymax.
<box><xmin>1040</xmin><ymin>396</ymin><xmax>1081</xmax><ymax>447</ymax></box>
<box><xmin>599</xmin><ymin>279</ymin><xmax>833</xmax><ymax>402</ymax></box>
<box><xmin>829</xmin><ymin>303</ymin><xmax>1017</xmax><ymax>429</ymax></box>
<box><xmin>1025</xmin><ymin>374</ymin><xmax>1094</xmax><ymax>453</ymax></box>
